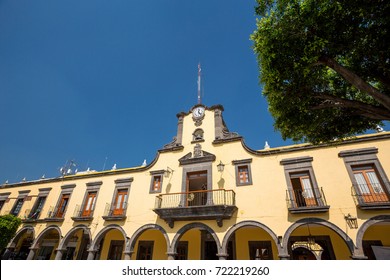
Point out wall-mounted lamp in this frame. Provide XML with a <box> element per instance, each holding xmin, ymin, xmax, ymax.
<box><xmin>345</xmin><ymin>214</ymin><xmax>358</xmax><ymax>229</ymax></box>
<box><xmin>164</xmin><ymin>167</ymin><xmax>174</xmax><ymax>178</ymax></box>
<box><xmin>217</xmin><ymin>161</ymin><xmax>225</xmax><ymax>172</ymax></box>
<box><xmin>277</xmin><ymin>236</ymin><xmax>283</xmax><ymax>245</ymax></box>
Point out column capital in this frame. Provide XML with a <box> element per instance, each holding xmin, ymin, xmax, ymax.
<box><xmin>216</xmin><ymin>253</ymin><xmax>229</xmax><ymax>260</ymax></box>
<box><xmin>278</xmin><ymin>254</ymin><xmax>290</xmax><ymax>260</ymax></box>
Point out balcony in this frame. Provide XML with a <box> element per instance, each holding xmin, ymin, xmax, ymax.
<box><xmin>22</xmin><ymin>209</ymin><xmax>43</xmax><ymax>223</ymax></box>
<box><xmin>44</xmin><ymin>206</ymin><xmax>65</xmax><ymax>222</ymax></box>
<box><xmin>351</xmin><ymin>184</ymin><xmax>390</xmax><ymax>210</ymax></box>
<box><xmin>102</xmin><ymin>203</ymin><xmax>127</xmax><ymax>221</ymax></box>
<box><xmin>153</xmin><ymin>189</ymin><xmax>237</xmax><ymax>228</ymax></box>
<box><xmin>71</xmin><ymin>205</ymin><xmax>95</xmax><ymax>221</ymax></box>
<box><xmin>286</xmin><ymin>187</ymin><xmax>329</xmax><ymax>213</ymax></box>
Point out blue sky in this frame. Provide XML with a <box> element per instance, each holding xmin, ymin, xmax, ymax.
<box><xmin>0</xmin><ymin>1</ymin><xmax>386</xmax><ymax>184</ymax></box>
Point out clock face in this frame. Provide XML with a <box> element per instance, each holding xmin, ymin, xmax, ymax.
<box><xmin>193</xmin><ymin>107</ymin><xmax>205</xmax><ymax>118</ymax></box>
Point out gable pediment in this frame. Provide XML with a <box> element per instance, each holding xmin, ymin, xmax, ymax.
<box><xmin>178</xmin><ymin>149</ymin><xmax>216</xmax><ymax>166</ymax></box>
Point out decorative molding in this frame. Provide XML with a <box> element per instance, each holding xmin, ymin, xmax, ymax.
<box><xmin>153</xmin><ymin>205</ymin><xmax>237</xmax><ymax>228</ymax></box>
<box><xmin>288</xmin><ymin>205</ymin><xmax>330</xmax><ymax>214</ymax></box>
<box><xmin>338</xmin><ymin>147</ymin><xmax>378</xmax><ymax>158</ymax></box>
<box><xmin>232</xmin><ymin>158</ymin><xmax>253</xmax><ymax>165</ymax></box>
<box><xmin>61</xmin><ymin>184</ymin><xmax>76</xmax><ymax>190</ymax></box>
<box><xmin>86</xmin><ymin>181</ymin><xmax>103</xmax><ymax>187</ymax></box>
<box><xmin>149</xmin><ymin>170</ymin><xmax>165</xmax><ymax>175</ymax></box>
<box><xmin>178</xmin><ymin>150</ymin><xmax>216</xmax><ymax>166</ymax></box>
<box><xmin>280</xmin><ymin>156</ymin><xmax>313</xmax><ymax>166</ymax></box>
<box><xmin>163</xmin><ymin>136</ymin><xmax>180</xmax><ymax>149</ymax></box>
<box><xmin>114</xmin><ymin>177</ymin><xmax>134</xmax><ymax>184</ymax></box>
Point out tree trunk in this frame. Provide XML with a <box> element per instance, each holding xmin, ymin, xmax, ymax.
<box><xmin>318</xmin><ymin>56</ymin><xmax>390</xmax><ymax>112</ymax></box>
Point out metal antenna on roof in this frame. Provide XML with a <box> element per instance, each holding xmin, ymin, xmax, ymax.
<box><xmin>102</xmin><ymin>156</ymin><xmax>108</xmax><ymax>171</ymax></box>
<box><xmin>59</xmin><ymin>160</ymin><xmax>76</xmax><ymax>177</ymax></box>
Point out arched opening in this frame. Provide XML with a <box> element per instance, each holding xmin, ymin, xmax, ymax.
<box><xmin>230</xmin><ymin>227</ymin><xmax>277</xmax><ymax>260</ymax></box>
<box><xmin>34</xmin><ymin>227</ymin><xmax>61</xmax><ymax>260</ymax></box>
<box><xmin>222</xmin><ymin>221</ymin><xmax>280</xmax><ymax>260</ymax></box>
<box><xmin>3</xmin><ymin>227</ymin><xmax>34</xmax><ymax>260</ymax></box>
<box><xmin>285</xmin><ymin>221</ymin><xmax>352</xmax><ymax>260</ymax></box>
<box><xmin>171</xmin><ymin>223</ymin><xmax>220</xmax><ymax>260</ymax></box>
<box><xmin>291</xmin><ymin>245</ymin><xmax>318</xmax><ymax>260</ymax></box>
<box><xmin>361</xmin><ymin>220</ymin><xmax>390</xmax><ymax>259</ymax></box>
<box><xmin>131</xmin><ymin>229</ymin><xmax>168</xmax><ymax>260</ymax></box>
<box><xmin>60</xmin><ymin>226</ymin><xmax>91</xmax><ymax>260</ymax></box>
<box><xmin>93</xmin><ymin>227</ymin><xmax>126</xmax><ymax>260</ymax></box>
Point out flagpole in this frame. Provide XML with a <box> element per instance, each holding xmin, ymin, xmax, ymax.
<box><xmin>197</xmin><ymin>63</ymin><xmax>201</xmax><ymax>104</ymax></box>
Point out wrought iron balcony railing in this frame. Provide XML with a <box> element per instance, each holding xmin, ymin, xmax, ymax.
<box><xmin>23</xmin><ymin>209</ymin><xmax>42</xmax><ymax>221</ymax></box>
<box><xmin>351</xmin><ymin>183</ymin><xmax>390</xmax><ymax>209</ymax></box>
<box><xmin>154</xmin><ymin>189</ymin><xmax>237</xmax><ymax>228</ymax></box>
<box><xmin>102</xmin><ymin>202</ymin><xmax>128</xmax><ymax>221</ymax></box>
<box><xmin>71</xmin><ymin>204</ymin><xmax>95</xmax><ymax>221</ymax></box>
<box><xmin>286</xmin><ymin>187</ymin><xmax>329</xmax><ymax>213</ymax></box>
<box><xmin>155</xmin><ymin>189</ymin><xmax>235</xmax><ymax>209</ymax></box>
<box><xmin>45</xmin><ymin>206</ymin><xmax>65</xmax><ymax>221</ymax></box>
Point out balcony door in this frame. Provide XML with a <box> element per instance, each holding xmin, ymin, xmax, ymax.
<box><xmin>186</xmin><ymin>171</ymin><xmax>207</xmax><ymax>206</ymax></box>
<box><xmin>113</xmin><ymin>189</ymin><xmax>128</xmax><ymax>216</ymax></box>
<box><xmin>290</xmin><ymin>172</ymin><xmax>316</xmax><ymax>207</ymax></box>
<box><xmin>353</xmin><ymin>165</ymin><xmax>389</xmax><ymax>203</ymax></box>
<box><xmin>56</xmin><ymin>194</ymin><xmax>70</xmax><ymax>218</ymax></box>
<box><xmin>82</xmin><ymin>192</ymin><xmax>97</xmax><ymax>217</ymax></box>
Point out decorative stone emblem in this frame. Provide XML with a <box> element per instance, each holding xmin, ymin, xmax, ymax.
<box><xmin>194</xmin><ymin>143</ymin><xmax>203</xmax><ymax>158</ymax></box>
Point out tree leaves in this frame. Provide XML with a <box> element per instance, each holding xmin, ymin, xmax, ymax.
<box><xmin>0</xmin><ymin>215</ymin><xmax>22</xmax><ymax>251</ymax></box>
<box><xmin>252</xmin><ymin>0</ymin><xmax>390</xmax><ymax>143</ymax></box>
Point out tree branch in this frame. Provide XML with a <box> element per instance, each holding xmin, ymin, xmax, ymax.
<box><xmin>318</xmin><ymin>56</ymin><xmax>390</xmax><ymax>111</ymax></box>
<box><xmin>312</xmin><ymin>93</ymin><xmax>390</xmax><ymax>120</ymax></box>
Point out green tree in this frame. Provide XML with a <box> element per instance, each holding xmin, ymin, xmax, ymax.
<box><xmin>0</xmin><ymin>215</ymin><xmax>22</xmax><ymax>251</ymax></box>
<box><xmin>251</xmin><ymin>0</ymin><xmax>390</xmax><ymax>143</ymax></box>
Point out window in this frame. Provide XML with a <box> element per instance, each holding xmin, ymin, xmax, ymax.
<box><xmin>137</xmin><ymin>241</ymin><xmax>154</xmax><ymax>260</ymax></box>
<box><xmin>175</xmin><ymin>241</ymin><xmax>188</xmax><ymax>260</ymax></box>
<box><xmin>29</xmin><ymin>196</ymin><xmax>46</xmax><ymax>219</ymax></box>
<box><xmin>150</xmin><ymin>171</ymin><xmax>164</xmax><ymax>193</ymax></box>
<box><xmin>352</xmin><ymin>165</ymin><xmax>389</xmax><ymax>203</ymax></box>
<box><xmin>10</xmin><ymin>198</ymin><xmax>24</xmax><ymax>216</ymax></box>
<box><xmin>107</xmin><ymin>240</ymin><xmax>124</xmax><ymax>260</ymax></box>
<box><xmin>362</xmin><ymin>240</ymin><xmax>383</xmax><ymax>260</ymax></box>
<box><xmin>280</xmin><ymin>156</ymin><xmax>328</xmax><ymax>212</ymax></box>
<box><xmin>238</xmin><ymin>165</ymin><xmax>250</xmax><ymax>184</ymax></box>
<box><xmin>248</xmin><ymin>241</ymin><xmax>273</xmax><ymax>260</ymax></box>
<box><xmin>339</xmin><ymin>147</ymin><xmax>390</xmax><ymax>208</ymax></box>
<box><xmin>77</xmin><ymin>181</ymin><xmax>101</xmax><ymax>218</ymax></box>
<box><xmin>290</xmin><ymin>172</ymin><xmax>316</xmax><ymax>207</ymax></box>
<box><xmin>55</xmin><ymin>194</ymin><xmax>70</xmax><ymax>218</ymax></box>
<box><xmin>152</xmin><ymin>176</ymin><xmax>162</xmax><ymax>192</ymax></box>
<box><xmin>112</xmin><ymin>189</ymin><xmax>128</xmax><ymax>216</ymax></box>
<box><xmin>0</xmin><ymin>192</ymin><xmax>10</xmax><ymax>214</ymax></box>
<box><xmin>232</xmin><ymin>159</ymin><xmax>253</xmax><ymax>186</ymax></box>
<box><xmin>9</xmin><ymin>190</ymin><xmax>30</xmax><ymax>217</ymax></box>
<box><xmin>46</xmin><ymin>184</ymin><xmax>75</xmax><ymax>220</ymax></box>
<box><xmin>103</xmin><ymin>178</ymin><xmax>132</xmax><ymax>220</ymax></box>
<box><xmin>82</xmin><ymin>191</ymin><xmax>97</xmax><ymax>217</ymax></box>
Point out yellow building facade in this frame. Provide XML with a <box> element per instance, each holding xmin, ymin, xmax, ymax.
<box><xmin>1</xmin><ymin>104</ymin><xmax>390</xmax><ymax>260</ymax></box>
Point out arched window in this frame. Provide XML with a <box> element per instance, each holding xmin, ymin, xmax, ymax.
<box><xmin>193</xmin><ymin>129</ymin><xmax>204</xmax><ymax>141</ymax></box>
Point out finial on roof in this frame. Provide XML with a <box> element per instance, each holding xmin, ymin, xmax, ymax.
<box><xmin>22</xmin><ymin>177</ymin><xmax>26</xmax><ymax>182</ymax></box>
<box><xmin>41</xmin><ymin>175</ymin><xmax>45</xmax><ymax>179</ymax></box>
<box><xmin>142</xmin><ymin>159</ymin><xmax>147</xmax><ymax>167</ymax></box>
<box><xmin>111</xmin><ymin>164</ymin><xmax>117</xmax><ymax>170</ymax></box>
<box><xmin>264</xmin><ymin>141</ymin><xmax>270</xmax><ymax>149</ymax></box>
<box><xmin>376</xmin><ymin>125</ymin><xmax>385</xmax><ymax>132</ymax></box>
